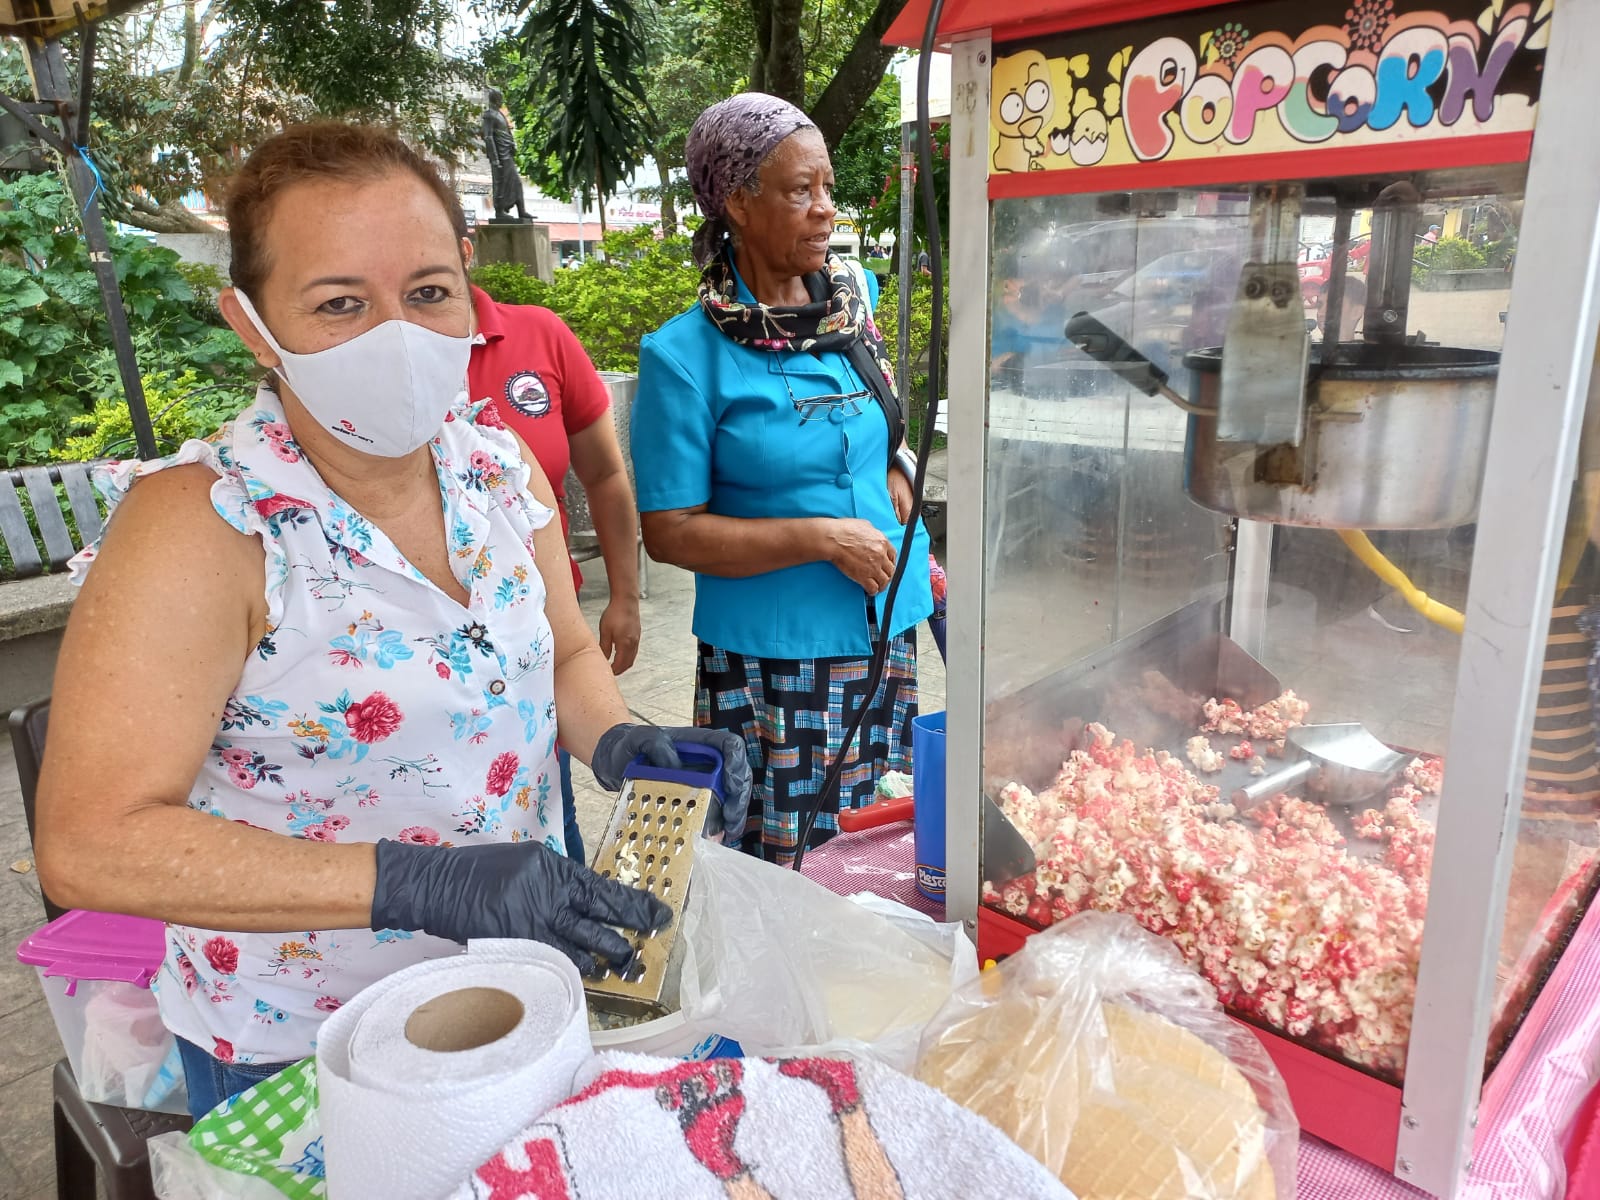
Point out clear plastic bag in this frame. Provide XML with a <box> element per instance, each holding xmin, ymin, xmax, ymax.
<box><xmin>80</xmin><ymin>981</ymin><xmax>188</xmax><ymax>1113</ymax></box>
<box><xmin>148</xmin><ymin>1131</ymin><xmax>291</xmax><ymax>1200</ymax></box>
<box><xmin>680</xmin><ymin>837</ymin><xmax>978</xmax><ymax>1073</ymax></box>
<box><xmin>915</xmin><ymin>912</ymin><xmax>1297</xmax><ymax>1200</ymax></box>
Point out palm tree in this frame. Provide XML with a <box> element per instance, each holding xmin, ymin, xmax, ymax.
<box><xmin>512</xmin><ymin>0</ymin><xmax>654</xmax><ymax>237</ymax></box>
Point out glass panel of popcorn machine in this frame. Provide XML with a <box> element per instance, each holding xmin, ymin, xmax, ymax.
<box><xmin>981</xmin><ymin>167</ymin><xmax>1528</xmax><ymax>1081</ymax></box>
<box><xmin>1487</xmin><ymin>330</ymin><xmax>1600</xmax><ymax>1074</ymax></box>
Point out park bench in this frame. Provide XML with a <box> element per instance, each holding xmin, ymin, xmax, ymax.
<box><xmin>0</xmin><ymin>462</ymin><xmax>105</xmax><ymax>710</ymax></box>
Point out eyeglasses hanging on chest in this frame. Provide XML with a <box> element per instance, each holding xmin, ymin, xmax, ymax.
<box><xmin>779</xmin><ymin>359</ymin><xmax>871</xmax><ymax>425</ymax></box>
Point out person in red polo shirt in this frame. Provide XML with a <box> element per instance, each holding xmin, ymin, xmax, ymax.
<box><xmin>468</xmin><ymin>282</ymin><xmax>642</xmax><ymax>861</ymax></box>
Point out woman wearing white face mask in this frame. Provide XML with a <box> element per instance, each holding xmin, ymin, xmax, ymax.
<box><xmin>33</xmin><ymin>122</ymin><xmax>751</xmax><ymax>1118</ymax></box>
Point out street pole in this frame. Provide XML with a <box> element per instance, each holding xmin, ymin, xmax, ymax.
<box><xmin>13</xmin><ymin>33</ymin><xmax>157</xmax><ymax>460</ymax></box>
<box><xmin>897</xmin><ymin>120</ymin><xmax>914</xmax><ymax>396</ymax></box>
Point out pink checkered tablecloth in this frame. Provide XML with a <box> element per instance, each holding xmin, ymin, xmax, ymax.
<box><xmin>800</xmin><ymin>828</ymin><xmax>1600</xmax><ymax>1200</ymax></box>
<box><xmin>799</xmin><ymin>824</ymin><xmax>946</xmax><ymax>919</ymax></box>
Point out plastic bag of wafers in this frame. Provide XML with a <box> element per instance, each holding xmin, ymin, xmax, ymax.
<box><xmin>915</xmin><ymin>912</ymin><xmax>1297</xmax><ymax>1200</ymax></box>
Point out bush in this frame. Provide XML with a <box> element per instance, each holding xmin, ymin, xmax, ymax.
<box><xmin>475</xmin><ymin>230</ymin><xmax>952</xmax><ymax>450</ymax></box>
<box><xmin>56</xmin><ymin>368</ymin><xmax>253</xmax><ymax>462</ymax></box>
<box><xmin>0</xmin><ymin>172</ymin><xmax>257</xmax><ymax>465</ymax></box>
<box><xmin>470</xmin><ymin>261</ymin><xmax>551</xmax><ymax>309</ymax></box>
<box><xmin>471</xmin><ymin>226</ymin><xmax>698</xmax><ymax>372</ymax></box>
<box><xmin>1413</xmin><ymin>236</ymin><xmax>1488</xmax><ymax>289</ymax></box>
<box><xmin>1483</xmin><ymin>236</ymin><xmax>1517</xmax><ymax>270</ymax></box>
<box><xmin>174</xmin><ymin>260</ymin><xmax>231</xmax><ymax>325</ymax></box>
<box><xmin>874</xmin><ymin>272</ymin><xmax>949</xmax><ymax>447</ymax></box>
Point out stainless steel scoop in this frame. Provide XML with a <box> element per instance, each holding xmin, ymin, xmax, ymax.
<box><xmin>1231</xmin><ymin>722</ymin><xmax>1408</xmax><ymax>809</ymax></box>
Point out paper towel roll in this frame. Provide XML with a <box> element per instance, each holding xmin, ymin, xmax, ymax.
<box><xmin>317</xmin><ymin>939</ymin><xmax>591</xmax><ymax>1199</ymax></box>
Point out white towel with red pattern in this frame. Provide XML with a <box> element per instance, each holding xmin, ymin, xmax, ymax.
<box><xmin>450</xmin><ymin>1051</ymin><xmax>1073</xmax><ymax>1200</ymax></box>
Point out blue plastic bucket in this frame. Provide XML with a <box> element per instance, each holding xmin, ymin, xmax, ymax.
<box><xmin>912</xmin><ymin>711</ymin><xmax>946</xmax><ymax>902</ymax></box>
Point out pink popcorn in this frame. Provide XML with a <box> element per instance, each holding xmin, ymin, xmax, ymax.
<box><xmin>1354</xmin><ymin>809</ymin><xmax>1385</xmax><ymax>840</ymax></box>
<box><xmin>1404</xmin><ymin>756</ymin><xmax>1444</xmax><ymax>795</ymax></box>
<box><xmin>984</xmin><ymin>699</ymin><xmax>1436</xmax><ymax>1079</ymax></box>
<box><xmin>1185</xmin><ymin>735</ymin><xmax>1226</xmax><ymax>774</ymax></box>
<box><xmin>1201</xmin><ymin>698</ymin><xmax>1247</xmax><ymax>735</ymax></box>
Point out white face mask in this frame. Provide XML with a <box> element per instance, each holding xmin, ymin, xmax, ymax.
<box><xmin>233</xmin><ymin>291</ymin><xmax>472</xmax><ymax>458</ymax></box>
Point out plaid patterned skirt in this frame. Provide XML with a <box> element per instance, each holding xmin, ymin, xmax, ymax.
<box><xmin>694</xmin><ymin>634</ymin><xmax>918</xmax><ymax>863</ymax></box>
<box><xmin>1523</xmin><ymin>543</ymin><xmax>1600</xmax><ymax>832</ymax></box>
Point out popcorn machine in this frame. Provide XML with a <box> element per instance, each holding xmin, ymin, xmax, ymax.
<box><xmin>887</xmin><ymin>0</ymin><xmax>1600</xmax><ymax>1193</ymax></box>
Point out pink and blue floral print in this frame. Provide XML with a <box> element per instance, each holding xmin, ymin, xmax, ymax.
<box><xmin>70</xmin><ymin>382</ymin><xmax>564</xmax><ymax>1063</ymax></box>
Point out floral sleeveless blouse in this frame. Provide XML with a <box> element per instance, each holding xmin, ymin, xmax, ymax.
<box><xmin>71</xmin><ymin>383</ymin><xmax>563</xmax><ymax>1063</ymax></box>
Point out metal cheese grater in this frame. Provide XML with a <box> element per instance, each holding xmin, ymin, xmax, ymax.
<box><xmin>584</xmin><ymin>742</ymin><xmax>723</xmax><ymax>1018</ymax></box>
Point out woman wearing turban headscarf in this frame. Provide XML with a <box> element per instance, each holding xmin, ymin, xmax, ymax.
<box><xmin>630</xmin><ymin>93</ymin><xmax>933</xmax><ymax>864</ymax></box>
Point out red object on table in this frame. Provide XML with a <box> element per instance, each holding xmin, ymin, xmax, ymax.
<box><xmin>837</xmin><ymin>795</ymin><xmax>915</xmax><ymax>833</ymax></box>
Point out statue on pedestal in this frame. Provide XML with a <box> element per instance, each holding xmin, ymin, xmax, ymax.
<box><xmin>482</xmin><ymin>88</ymin><xmax>530</xmax><ymax>222</ymax></box>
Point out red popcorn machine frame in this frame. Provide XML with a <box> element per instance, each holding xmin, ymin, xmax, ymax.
<box><xmin>888</xmin><ymin>0</ymin><xmax>1600</xmax><ymax>1194</ymax></box>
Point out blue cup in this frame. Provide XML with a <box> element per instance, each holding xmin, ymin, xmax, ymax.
<box><xmin>912</xmin><ymin>711</ymin><xmax>947</xmax><ymax>902</ymax></box>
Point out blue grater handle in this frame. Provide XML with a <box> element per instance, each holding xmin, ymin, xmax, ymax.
<box><xmin>623</xmin><ymin>741</ymin><xmax>725</xmax><ymax>803</ymax></box>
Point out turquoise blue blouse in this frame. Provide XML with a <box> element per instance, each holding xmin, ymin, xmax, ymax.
<box><xmin>631</xmin><ymin>263</ymin><xmax>933</xmax><ymax>660</ymax></box>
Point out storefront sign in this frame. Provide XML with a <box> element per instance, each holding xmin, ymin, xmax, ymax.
<box><xmin>990</xmin><ymin>0</ymin><xmax>1549</xmax><ymax>180</ymax></box>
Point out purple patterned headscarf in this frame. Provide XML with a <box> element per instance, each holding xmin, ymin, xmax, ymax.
<box><xmin>686</xmin><ymin>92</ymin><xmax>817</xmax><ymax>266</ymax></box>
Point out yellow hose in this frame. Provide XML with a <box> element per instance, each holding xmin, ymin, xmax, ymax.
<box><xmin>1337</xmin><ymin>530</ymin><xmax>1466</xmax><ymax>635</ymax></box>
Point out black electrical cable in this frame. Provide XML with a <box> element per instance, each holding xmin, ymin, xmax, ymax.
<box><xmin>791</xmin><ymin>0</ymin><xmax>948</xmax><ymax>873</ymax></box>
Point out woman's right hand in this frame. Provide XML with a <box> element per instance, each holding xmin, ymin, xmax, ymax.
<box><xmin>823</xmin><ymin>518</ymin><xmax>897</xmax><ymax>594</ymax></box>
<box><xmin>370</xmin><ymin>839</ymin><xmax>670</xmax><ymax>975</ymax></box>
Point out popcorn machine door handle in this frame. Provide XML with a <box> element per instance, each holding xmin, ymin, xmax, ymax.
<box><xmin>1232</xmin><ymin>758</ymin><xmax>1314</xmax><ymax>809</ymax></box>
<box><xmin>1064</xmin><ymin>312</ymin><xmax>1214</xmax><ymax>416</ymax></box>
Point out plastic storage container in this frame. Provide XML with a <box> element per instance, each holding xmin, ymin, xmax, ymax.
<box><xmin>913</xmin><ymin>711</ymin><xmax>948</xmax><ymax>902</ymax></box>
<box><xmin>15</xmin><ymin>909</ymin><xmax>187</xmax><ymax>1113</ymax></box>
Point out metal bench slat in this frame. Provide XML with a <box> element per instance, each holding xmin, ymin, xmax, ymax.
<box><xmin>20</xmin><ymin>468</ymin><xmax>78</xmax><ymax>570</ymax></box>
<box><xmin>0</xmin><ymin>473</ymin><xmax>44</xmax><ymax>579</ymax></box>
<box><xmin>56</xmin><ymin>464</ymin><xmax>104</xmax><ymax>546</ymax></box>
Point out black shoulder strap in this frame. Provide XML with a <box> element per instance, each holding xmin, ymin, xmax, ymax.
<box><xmin>806</xmin><ymin>265</ymin><xmax>906</xmax><ymax>466</ymax></box>
<box><xmin>846</xmin><ymin>337</ymin><xmax>906</xmax><ymax>468</ymax></box>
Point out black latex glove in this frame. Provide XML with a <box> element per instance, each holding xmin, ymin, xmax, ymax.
<box><xmin>590</xmin><ymin>722</ymin><xmax>753</xmax><ymax>846</ymax></box>
<box><xmin>370</xmin><ymin>838</ymin><xmax>671</xmax><ymax>976</ymax></box>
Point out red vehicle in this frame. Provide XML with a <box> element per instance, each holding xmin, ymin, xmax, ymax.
<box><xmin>1297</xmin><ymin>234</ymin><xmax>1372</xmax><ymax>304</ymax></box>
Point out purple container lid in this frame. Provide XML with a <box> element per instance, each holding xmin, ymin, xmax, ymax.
<box><xmin>15</xmin><ymin>910</ymin><xmax>165</xmax><ymax>995</ymax></box>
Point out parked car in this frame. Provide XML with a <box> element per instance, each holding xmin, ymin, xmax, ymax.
<box><xmin>1076</xmin><ymin>242</ymin><xmax>1248</xmax><ymax>381</ymax></box>
<box><xmin>1033</xmin><ymin>215</ymin><xmax>1248</xmax><ymax>315</ymax></box>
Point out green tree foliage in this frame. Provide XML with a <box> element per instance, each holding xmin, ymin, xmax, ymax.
<box><xmin>472</xmin><ymin>226</ymin><xmax>699</xmax><ymax>371</ymax></box>
<box><xmin>830</xmin><ymin>74</ymin><xmax>898</xmax><ymax>219</ymax></box>
<box><xmin>0</xmin><ymin>173</ymin><xmax>255</xmax><ymax>465</ymax></box>
<box><xmin>623</xmin><ymin>0</ymin><xmax>908</xmax><ymax>228</ymax></box>
<box><xmin>749</xmin><ymin>0</ymin><xmax>909</xmax><ymax>149</ymax></box>
<box><xmin>7</xmin><ymin>1</ymin><xmax>482</xmax><ymax>233</ymax></box>
<box><xmin>504</xmin><ymin>0</ymin><xmax>656</xmax><ymax>231</ymax></box>
<box><xmin>873</xmin><ymin>270</ymin><xmax>947</xmax><ymax>443</ymax></box>
<box><xmin>858</xmin><ymin>119</ymin><xmax>948</xmax><ymax>253</ymax></box>
<box><xmin>633</xmin><ymin>0</ymin><xmax>751</xmax><ymax>232</ymax></box>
